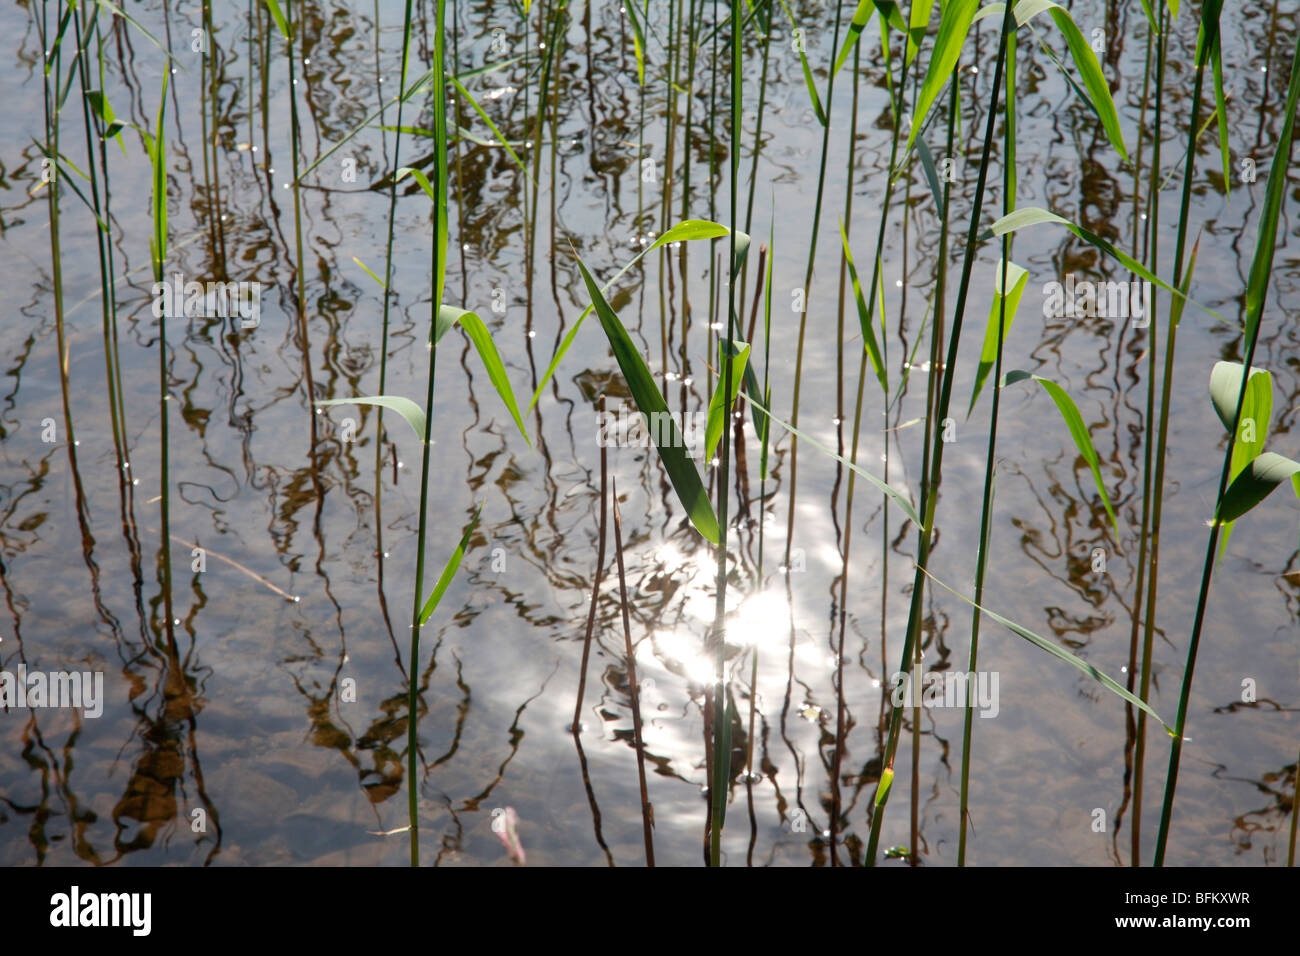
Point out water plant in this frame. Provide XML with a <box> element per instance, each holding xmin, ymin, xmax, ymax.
<box><xmin>14</xmin><ymin>0</ymin><xmax>1300</xmax><ymax>870</ymax></box>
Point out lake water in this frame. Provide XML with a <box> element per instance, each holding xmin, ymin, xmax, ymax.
<box><xmin>1</xmin><ymin>0</ymin><xmax>1297</xmax><ymax>866</ymax></box>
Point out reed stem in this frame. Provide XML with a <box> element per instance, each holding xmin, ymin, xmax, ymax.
<box><xmin>865</xmin><ymin>0</ymin><xmax>1016</xmax><ymax>865</ymax></box>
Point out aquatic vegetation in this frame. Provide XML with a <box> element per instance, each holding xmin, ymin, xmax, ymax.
<box><xmin>7</xmin><ymin>0</ymin><xmax>1300</xmax><ymax>870</ymax></box>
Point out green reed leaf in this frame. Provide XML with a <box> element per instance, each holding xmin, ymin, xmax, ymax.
<box><xmin>1217</xmin><ymin>453</ymin><xmax>1300</xmax><ymax>525</ymax></box>
<box><xmin>1243</xmin><ymin>18</ymin><xmax>1300</xmax><ymax>349</ymax></box>
<box><xmin>297</xmin><ymin>65</ymin><xmax>441</xmax><ymax>182</ymax></box>
<box><xmin>986</xmin><ymin>206</ymin><xmax>1226</xmax><ymax>327</ymax></box>
<box><xmin>528</xmin><ymin>220</ymin><xmax>729</xmax><ymax>412</ymax></box>
<box><xmin>317</xmin><ymin>395</ymin><xmax>427</xmax><ymax>442</ymax></box>
<box><xmin>922</xmin><ymin>569</ymin><xmax>1171</xmax><ymax>734</ymax></box>
<box><xmin>396</xmin><ymin>169</ymin><xmax>448</xmax><ymax>306</ymax></box>
<box><xmin>448</xmin><ymin>74</ymin><xmax>535</xmax><ymax>184</ymax></box>
<box><xmin>740</xmin><ymin>352</ymin><xmax>769</xmax><ymax>471</ymax></box>
<box><xmin>732</xmin><ymin>229</ymin><xmax>752</xmax><ymax>276</ymax></box>
<box><xmin>352</xmin><ymin>256</ymin><xmax>387</xmax><ymax>289</ymax></box>
<box><xmin>904</xmin><ymin>0</ymin><xmax>933</xmax><ymax>65</ymax></box>
<box><xmin>419</xmin><ymin>504</ymin><xmax>483</xmax><ymax>625</ymax></box>
<box><xmin>396</xmin><ymin>165</ymin><xmax>436</xmax><ymax>201</ymax></box>
<box><xmin>624</xmin><ymin>1</ymin><xmax>648</xmax><ymax>86</ymax></box>
<box><xmin>833</xmin><ymin>0</ymin><xmax>875</xmax><ymax>76</ymax></box>
<box><xmin>738</xmin><ymin>392</ymin><xmax>922</xmax><ymax>529</ymax></box>
<box><xmin>1136</xmin><ymin>0</ymin><xmax>1159</xmax><ymax>33</ymax></box>
<box><xmin>1015</xmin><ymin>2</ymin><xmax>1127</xmax><ymax>159</ymax></box>
<box><xmin>707</xmin><ymin>342</ymin><xmax>750</xmax><ymax>460</ymax></box>
<box><xmin>839</xmin><ymin>220</ymin><xmax>887</xmax><ymax>395</ymax></box>
<box><xmin>875</xmin><ymin>766</ymin><xmax>894</xmax><ymax>806</ymax></box>
<box><xmin>85</xmin><ymin>90</ymin><xmax>127</xmax><ymax>154</ymax></box>
<box><xmin>1211</xmin><ymin>35</ymin><xmax>1231</xmax><ymax>202</ymax></box>
<box><xmin>916</xmin><ymin>137</ymin><xmax>946</xmax><ymax>218</ymax></box>
<box><xmin>1169</xmin><ymin>236</ymin><xmax>1200</xmax><ymax>331</ymax></box>
<box><xmin>1209</xmin><ymin>362</ymin><xmax>1272</xmax><ymax>558</ymax></box>
<box><xmin>1209</xmin><ymin>362</ymin><xmax>1272</xmax><ymax>443</ymax></box>
<box><xmin>43</xmin><ymin>4</ymin><xmax>73</xmax><ymax>76</ymax></box>
<box><xmin>147</xmin><ymin>73</ymin><xmax>168</xmax><ymax>278</ymax></box>
<box><xmin>264</xmin><ymin>0</ymin><xmax>291</xmax><ymax>41</ymax></box>
<box><xmin>575</xmin><ymin>252</ymin><xmax>720</xmax><ymax>544</ymax></box>
<box><xmin>758</xmin><ymin>218</ymin><xmax>775</xmax><ymax>481</ymax></box>
<box><xmin>776</xmin><ymin>0</ymin><xmax>827</xmax><ymax>125</ymax></box>
<box><xmin>907</xmin><ymin>0</ymin><xmax>979</xmax><ymax>155</ymax></box>
<box><xmin>969</xmin><ymin>260</ymin><xmax>1028</xmax><ymax>417</ymax></box>
<box><xmin>91</xmin><ymin>0</ymin><xmax>186</xmax><ymax>72</ymax></box>
<box><xmin>439</xmin><ymin>306</ymin><xmax>531</xmax><ymax>446</ymax></box>
<box><xmin>1003</xmin><ymin>371</ymin><xmax>1119</xmax><ymax>538</ymax></box>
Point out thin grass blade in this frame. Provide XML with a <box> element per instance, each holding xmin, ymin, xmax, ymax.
<box><xmin>922</xmin><ymin>569</ymin><xmax>1171</xmax><ymax>733</ymax></box>
<box><xmin>441</xmin><ymin>306</ymin><xmax>532</xmax><ymax>446</ymax></box>
<box><xmin>418</xmin><ymin>504</ymin><xmax>484</xmax><ymax>625</ymax></box>
<box><xmin>738</xmin><ymin>391</ymin><xmax>921</xmax><ymax>528</ymax></box>
<box><xmin>969</xmin><ymin>260</ymin><xmax>1028</xmax><ymax>416</ymax></box>
<box><xmin>1003</xmin><ymin>371</ymin><xmax>1119</xmax><ymax>537</ymax></box>
<box><xmin>839</xmin><ymin>221</ymin><xmax>888</xmax><ymax>395</ymax></box>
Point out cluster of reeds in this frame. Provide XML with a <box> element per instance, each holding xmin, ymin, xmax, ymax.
<box><xmin>541</xmin><ymin>0</ymin><xmax>1300</xmax><ymax>866</ymax></box>
<box><xmin>32</xmin><ymin>0</ymin><xmax>1300</xmax><ymax>866</ymax></box>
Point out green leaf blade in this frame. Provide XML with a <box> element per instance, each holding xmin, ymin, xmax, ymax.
<box><xmin>832</xmin><ymin>0</ymin><xmax>876</xmax><ymax>77</ymax></box>
<box><xmin>706</xmin><ymin>343</ymin><xmax>750</xmax><ymax>460</ymax></box>
<box><xmin>1217</xmin><ymin>453</ymin><xmax>1300</xmax><ymax>524</ymax></box>
<box><xmin>839</xmin><ymin>222</ymin><xmax>888</xmax><ymax>396</ymax></box>
<box><xmin>419</xmin><ymin>504</ymin><xmax>484</xmax><ymax>625</ymax></box>
<box><xmin>1005</xmin><ymin>372</ymin><xmax>1120</xmax><ymax>538</ymax></box>
<box><xmin>907</xmin><ymin>0</ymin><xmax>980</xmax><ymax>155</ymax></box>
<box><xmin>575</xmin><ymin>254</ymin><xmax>720</xmax><ymax>544</ymax></box>
<box><xmin>1042</xmin><ymin>6</ymin><xmax>1128</xmax><ymax>161</ymax></box>
<box><xmin>738</xmin><ymin>391</ymin><xmax>922</xmax><ymax>529</ymax></box>
<box><xmin>317</xmin><ymin>395</ymin><xmax>426</xmax><ymax>442</ymax></box>
<box><xmin>988</xmin><ymin>207</ymin><xmax>1226</xmax><ymax>327</ymax></box>
<box><xmin>264</xmin><ymin>0</ymin><xmax>291</xmax><ymax>40</ymax></box>
<box><xmin>442</xmin><ymin>307</ymin><xmax>532</xmax><ymax>446</ymax></box>
<box><xmin>968</xmin><ymin>259</ymin><xmax>1028</xmax><ymax>416</ymax></box>
<box><xmin>527</xmin><ymin>221</ymin><xmax>729</xmax><ymax>413</ymax></box>
<box><xmin>924</xmin><ymin>571</ymin><xmax>1171</xmax><ymax>734</ymax></box>
<box><xmin>776</xmin><ymin>0</ymin><xmax>828</xmax><ymax>126</ymax></box>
